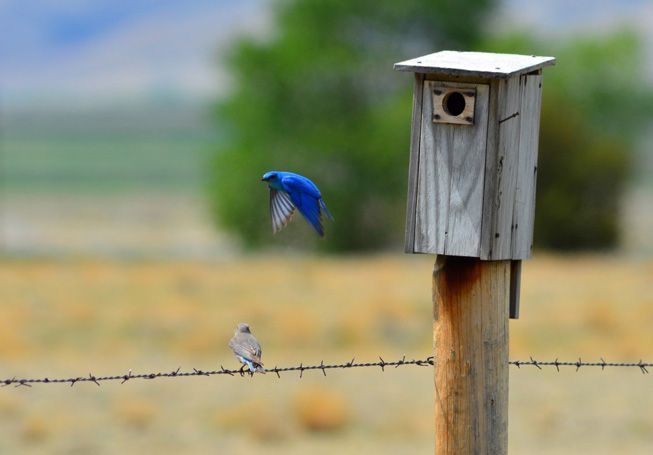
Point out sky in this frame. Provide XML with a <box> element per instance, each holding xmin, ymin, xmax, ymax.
<box><xmin>500</xmin><ymin>0</ymin><xmax>652</xmax><ymax>30</ymax></box>
<box><xmin>0</xmin><ymin>0</ymin><xmax>267</xmax><ymax>106</ymax></box>
<box><xmin>1</xmin><ymin>0</ymin><xmax>652</xmax><ymax>107</ymax></box>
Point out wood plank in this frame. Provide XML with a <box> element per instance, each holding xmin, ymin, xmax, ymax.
<box><xmin>511</xmin><ymin>74</ymin><xmax>543</xmax><ymax>258</ymax></box>
<box><xmin>433</xmin><ymin>256</ymin><xmax>509</xmax><ymax>454</ymax></box>
<box><xmin>433</xmin><ymin>120</ymin><xmax>454</xmax><ymax>253</ymax></box>
<box><xmin>424</xmin><ymin>73</ymin><xmax>498</xmax><ymax>85</ymax></box>
<box><xmin>404</xmin><ymin>73</ymin><xmax>425</xmax><ymax>253</ymax></box>
<box><xmin>414</xmin><ymin>80</ymin><xmax>446</xmax><ymax>253</ymax></box>
<box><xmin>480</xmin><ymin>80</ymin><xmax>500</xmax><ymax>259</ymax></box>
<box><xmin>482</xmin><ymin>76</ymin><xmax>523</xmax><ymax>259</ymax></box>
<box><xmin>443</xmin><ymin>83</ymin><xmax>489</xmax><ymax>257</ymax></box>
<box><xmin>415</xmin><ymin>81</ymin><xmax>489</xmax><ymax>256</ymax></box>
<box><xmin>395</xmin><ymin>50</ymin><xmax>555</xmax><ymax>79</ymax></box>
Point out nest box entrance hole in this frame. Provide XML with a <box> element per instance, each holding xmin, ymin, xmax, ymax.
<box><xmin>432</xmin><ymin>85</ymin><xmax>477</xmax><ymax>126</ymax></box>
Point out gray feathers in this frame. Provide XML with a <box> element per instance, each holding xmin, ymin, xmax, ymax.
<box><xmin>269</xmin><ymin>188</ymin><xmax>295</xmax><ymax>234</ymax></box>
<box><xmin>229</xmin><ymin>323</ymin><xmax>265</xmax><ymax>373</ymax></box>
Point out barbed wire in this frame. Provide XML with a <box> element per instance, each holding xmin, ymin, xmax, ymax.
<box><xmin>1</xmin><ymin>356</ymin><xmax>650</xmax><ymax>388</ymax></box>
<box><xmin>1</xmin><ymin>356</ymin><xmax>431</xmax><ymax>388</ymax></box>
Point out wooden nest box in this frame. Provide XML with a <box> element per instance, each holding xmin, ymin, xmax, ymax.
<box><xmin>395</xmin><ymin>51</ymin><xmax>555</xmax><ymax>260</ymax></box>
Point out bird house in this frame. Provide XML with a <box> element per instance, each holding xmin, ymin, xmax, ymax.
<box><xmin>395</xmin><ymin>51</ymin><xmax>555</xmax><ymax>261</ymax></box>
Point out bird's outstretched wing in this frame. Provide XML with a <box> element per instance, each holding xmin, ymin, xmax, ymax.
<box><xmin>292</xmin><ymin>191</ymin><xmax>324</xmax><ymax>236</ymax></box>
<box><xmin>279</xmin><ymin>175</ymin><xmax>326</xmax><ymax>236</ymax></box>
<box><xmin>269</xmin><ymin>188</ymin><xmax>295</xmax><ymax>234</ymax></box>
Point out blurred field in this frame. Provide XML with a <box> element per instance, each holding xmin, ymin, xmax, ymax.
<box><xmin>0</xmin><ymin>104</ymin><xmax>214</xmax><ymax>194</ymax></box>
<box><xmin>0</xmin><ymin>254</ymin><xmax>651</xmax><ymax>454</ymax></box>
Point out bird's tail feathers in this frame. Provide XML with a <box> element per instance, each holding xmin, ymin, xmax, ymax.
<box><xmin>320</xmin><ymin>199</ymin><xmax>335</xmax><ymax>221</ymax></box>
<box><xmin>249</xmin><ymin>362</ymin><xmax>266</xmax><ymax>374</ymax></box>
<box><xmin>245</xmin><ymin>359</ymin><xmax>266</xmax><ymax>374</ymax></box>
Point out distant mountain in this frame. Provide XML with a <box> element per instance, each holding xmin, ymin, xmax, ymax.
<box><xmin>0</xmin><ymin>0</ymin><xmax>268</xmax><ymax>107</ymax></box>
<box><xmin>1</xmin><ymin>0</ymin><xmax>651</xmax><ymax>108</ymax></box>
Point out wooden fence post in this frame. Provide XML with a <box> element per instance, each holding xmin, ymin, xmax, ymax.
<box><xmin>433</xmin><ymin>255</ymin><xmax>509</xmax><ymax>454</ymax></box>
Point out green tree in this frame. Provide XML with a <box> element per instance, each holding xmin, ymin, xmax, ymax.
<box><xmin>484</xmin><ymin>30</ymin><xmax>653</xmax><ymax>250</ymax></box>
<box><xmin>211</xmin><ymin>0</ymin><xmax>496</xmax><ymax>251</ymax></box>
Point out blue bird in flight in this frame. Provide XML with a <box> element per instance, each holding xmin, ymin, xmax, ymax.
<box><xmin>261</xmin><ymin>171</ymin><xmax>334</xmax><ymax>236</ymax></box>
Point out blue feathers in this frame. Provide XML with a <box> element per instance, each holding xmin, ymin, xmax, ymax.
<box><xmin>238</xmin><ymin>356</ymin><xmax>259</xmax><ymax>374</ymax></box>
<box><xmin>262</xmin><ymin>171</ymin><xmax>333</xmax><ymax>237</ymax></box>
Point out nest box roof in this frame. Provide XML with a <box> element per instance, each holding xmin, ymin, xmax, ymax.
<box><xmin>394</xmin><ymin>50</ymin><xmax>556</xmax><ymax>79</ymax></box>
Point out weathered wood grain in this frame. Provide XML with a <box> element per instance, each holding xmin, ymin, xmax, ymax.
<box><xmin>481</xmin><ymin>76</ymin><xmax>522</xmax><ymax>260</ymax></box>
<box><xmin>415</xmin><ymin>81</ymin><xmax>445</xmax><ymax>253</ymax></box>
<box><xmin>511</xmin><ymin>74</ymin><xmax>543</xmax><ymax>258</ymax></box>
<box><xmin>395</xmin><ymin>50</ymin><xmax>555</xmax><ymax>79</ymax></box>
<box><xmin>433</xmin><ymin>256</ymin><xmax>509</xmax><ymax>454</ymax></box>
<box><xmin>479</xmin><ymin>79</ymin><xmax>500</xmax><ymax>259</ymax></box>
<box><xmin>404</xmin><ymin>73</ymin><xmax>425</xmax><ymax>253</ymax></box>
<box><xmin>443</xmin><ymin>83</ymin><xmax>489</xmax><ymax>256</ymax></box>
<box><xmin>414</xmin><ymin>81</ymin><xmax>489</xmax><ymax>256</ymax></box>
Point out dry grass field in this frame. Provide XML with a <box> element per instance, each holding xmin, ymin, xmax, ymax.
<box><xmin>0</xmin><ymin>254</ymin><xmax>651</xmax><ymax>454</ymax></box>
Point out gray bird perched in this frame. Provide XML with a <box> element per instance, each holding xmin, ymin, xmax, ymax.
<box><xmin>229</xmin><ymin>323</ymin><xmax>265</xmax><ymax>374</ymax></box>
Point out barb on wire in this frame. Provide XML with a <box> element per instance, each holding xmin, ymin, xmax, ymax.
<box><xmin>0</xmin><ymin>355</ymin><xmax>432</xmax><ymax>387</ymax></box>
<box><xmin>508</xmin><ymin>358</ymin><xmax>652</xmax><ymax>374</ymax></box>
<box><xmin>1</xmin><ymin>356</ymin><xmax>651</xmax><ymax>387</ymax></box>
